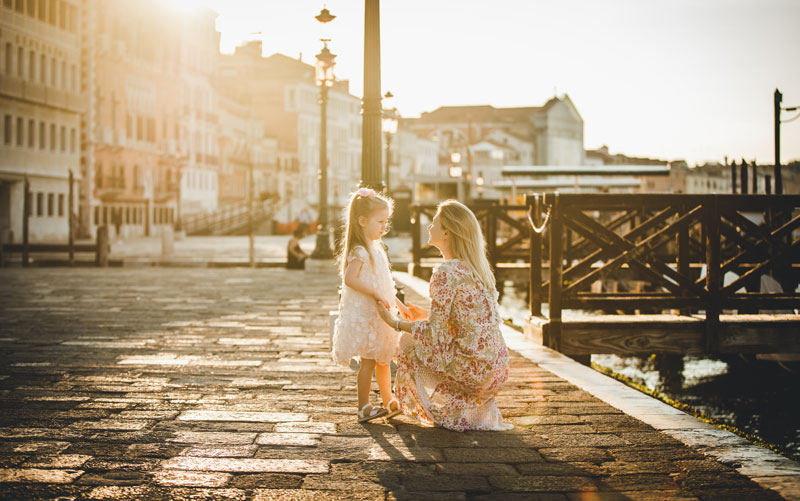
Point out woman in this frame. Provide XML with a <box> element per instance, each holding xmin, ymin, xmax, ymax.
<box><xmin>376</xmin><ymin>200</ymin><xmax>512</xmax><ymax>431</ymax></box>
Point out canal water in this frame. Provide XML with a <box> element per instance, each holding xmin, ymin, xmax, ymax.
<box><xmin>497</xmin><ymin>285</ymin><xmax>800</xmax><ymax>461</ymax></box>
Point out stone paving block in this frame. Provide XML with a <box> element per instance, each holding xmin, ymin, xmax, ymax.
<box><xmin>442</xmin><ymin>447</ymin><xmax>542</xmax><ymax>463</ymax></box>
<box><xmin>75</xmin><ymin>470</ymin><xmax>150</xmax><ymax>486</ymax></box>
<box><xmin>229</xmin><ymin>473</ymin><xmax>303</xmax><ymax>489</ymax></box>
<box><xmin>490</xmin><ymin>474</ymin><xmax>599</xmax><ymax>492</ymax></box>
<box><xmin>68</xmin><ymin>419</ymin><xmax>152</xmax><ymax>431</ymax></box>
<box><xmin>161</xmin><ymin>456</ymin><xmax>329</xmax><ymax>473</ymax></box>
<box><xmin>7</xmin><ymin>441</ymin><xmax>71</xmax><ymax>454</ymax></box>
<box><xmin>273</xmin><ymin>421</ymin><xmax>337</xmax><ymax>434</ymax></box>
<box><xmin>255</xmin><ymin>432</ymin><xmax>320</xmax><ymax>447</ymax></box>
<box><xmin>0</xmin><ymin>467</ymin><xmax>84</xmax><ymax>483</ymax></box>
<box><xmin>181</xmin><ymin>445</ymin><xmax>259</xmax><ymax>458</ymax></box>
<box><xmin>22</xmin><ymin>454</ymin><xmax>92</xmax><ymax>468</ymax></box>
<box><xmin>178</xmin><ymin>410</ymin><xmax>308</xmax><ymax>422</ymax></box>
<box><xmin>167</xmin><ymin>431</ymin><xmax>258</xmax><ymax>445</ymax></box>
<box><xmin>301</xmin><ymin>475</ymin><xmax>389</xmax><ymax>491</ymax></box>
<box><xmin>152</xmin><ymin>469</ymin><xmax>232</xmax><ymax>487</ymax></box>
<box><xmin>515</xmin><ymin>462</ymin><xmax>605</xmax><ymax>477</ymax></box>
<box><xmin>540</xmin><ymin>433</ymin><xmax>628</xmax><ymax>448</ymax></box>
<box><xmin>434</xmin><ymin>462</ymin><xmax>518</xmax><ymax>476</ymax></box>
<box><xmin>537</xmin><ymin>447</ymin><xmax>613</xmax><ymax>463</ymax></box>
<box><xmin>252</xmin><ymin>489</ymin><xmax>386</xmax><ymax>501</ymax></box>
<box><xmin>82</xmin><ymin>459</ymin><xmax>160</xmax><ymax>471</ymax></box>
<box><xmin>599</xmin><ymin>472</ymin><xmax>681</xmax><ymax>491</ymax></box>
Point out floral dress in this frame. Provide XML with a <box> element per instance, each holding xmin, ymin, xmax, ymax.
<box><xmin>394</xmin><ymin>259</ymin><xmax>512</xmax><ymax>431</ymax></box>
<box><xmin>332</xmin><ymin>242</ymin><xmax>399</xmax><ymax>366</ymax></box>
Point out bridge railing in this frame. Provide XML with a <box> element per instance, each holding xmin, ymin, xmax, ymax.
<box><xmin>526</xmin><ymin>193</ymin><xmax>800</xmax><ymax>349</ymax></box>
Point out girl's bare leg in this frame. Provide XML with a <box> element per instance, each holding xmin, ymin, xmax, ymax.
<box><xmin>357</xmin><ymin>358</ymin><xmax>377</xmax><ymax>409</ymax></box>
<box><xmin>375</xmin><ymin>363</ymin><xmax>393</xmax><ymax>407</ymax></box>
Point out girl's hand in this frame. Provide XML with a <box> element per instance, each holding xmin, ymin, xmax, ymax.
<box><xmin>375</xmin><ymin>300</ymin><xmax>397</xmax><ymax>327</ymax></box>
<box><xmin>406</xmin><ymin>302</ymin><xmax>429</xmax><ymax>321</ymax></box>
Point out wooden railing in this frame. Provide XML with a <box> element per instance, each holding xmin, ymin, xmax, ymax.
<box><xmin>526</xmin><ymin>193</ymin><xmax>800</xmax><ymax>354</ymax></box>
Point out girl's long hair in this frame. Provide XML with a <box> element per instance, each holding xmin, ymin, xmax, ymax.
<box><xmin>338</xmin><ymin>190</ymin><xmax>393</xmax><ymax>277</ymax></box>
<box><xmin>436</xmin><ymin>200</ymin><xmax>496</xmax><ymax>291</ymax></box>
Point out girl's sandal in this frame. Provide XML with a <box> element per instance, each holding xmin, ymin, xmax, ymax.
<box><xmin>384</xmin><ymin>397</ymin><xmax>402</xmax><ymax>419</ymax></box>
<box><xmin>357</xmin><ymin>403</ymin><xmax>388</xmax><ymax>423</ymax></box>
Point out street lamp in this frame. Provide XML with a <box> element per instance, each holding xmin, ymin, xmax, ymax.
<box><xmin>310</xmin><ymin>11</ymin><xmax>336</xmax><ymax>260</ymax></box>
<box><xmin>382</xmin><ymin>91</ymin><xmax>398</xmax><ymax>194</ymax></box>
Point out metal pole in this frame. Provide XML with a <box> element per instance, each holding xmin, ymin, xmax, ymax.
<box><xmin>774</xmin><ymin>89</ymin><xmax>783</xmax><ymax>194</ymax></box>
<box><xmin>68</xmin><ymin>169</ymin><xmax>74</xmax><ymax>266</ymax></box>
<box><xmin>248</xmin><ymin>162</ymin><xmax>254</xmax><ymax>267</ymax></box>
<box><xmin>384</xmin><ymin>131</ymin><xmax>391</xmax><ymax>194</ymax></box>
<box><xmin>311</xmin><ymin>83</ymin><xmax>333</xmax><ymax>259</ymax></box>
<box><xmin>22</xmin><ymin>176</ymin><xmax>30</xmax><ymax>267</ymax></box>
<box><xmin>361</xmin><ymin>0</ymin><xmax>383</xmax><ymax>191</ymax></box>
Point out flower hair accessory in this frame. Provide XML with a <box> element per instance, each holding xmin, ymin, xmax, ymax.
<box><xmin>356</xmin><ymin>188</ymin><xmax>377</xmax><ymax>197</ymax></box>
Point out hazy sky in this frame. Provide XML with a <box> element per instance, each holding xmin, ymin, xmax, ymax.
<box><xmin>184</xmin><ymin>0</ymin><xmax>800</xmax><ymax>165</ymax></box>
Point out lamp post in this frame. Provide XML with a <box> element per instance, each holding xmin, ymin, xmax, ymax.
<box><xmin>361</xmin><ymin>0</ymin><xmax>383</xmax><ymax>191</ymax></box>
<box><xmin>381</xmin><ymin>91</ymin><xmax>398</xmax><ymax>195</ymax></box>
<box><xmin>310</xmin><ymin>19</ymin><xmax>336</xmax><ymax>259</ymax></box>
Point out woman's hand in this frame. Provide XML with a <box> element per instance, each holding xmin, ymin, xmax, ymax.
<box><xmin>375</xmin><ymin>300</ymin><xmax>397</xmax><ymax>327</ymax></box>
<box><xmin>406</xmin><ymin>302</ymin><xmax>429</xmax><ymax>321</ymax></box>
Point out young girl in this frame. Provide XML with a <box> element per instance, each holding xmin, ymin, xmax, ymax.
<box><xmin>332</xmin><ymin>187</ymin><xmax>408</xmax><ymax>422</ymax></box>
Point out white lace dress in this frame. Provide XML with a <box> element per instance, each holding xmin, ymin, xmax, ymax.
<box><xmin>332</xmin><ymin>242</ymin><xmax>399</xmax><ymax>366</ymax></box>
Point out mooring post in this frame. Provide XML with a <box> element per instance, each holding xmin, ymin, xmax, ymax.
<box><xmin>96</xmin><ymin>225</ymin><xmax>109</xmax><ymax>267</ymax></box>
<box><xmin>527</xmin><ymin>194</ymin><xmax>543</xmax><ymax>318</ymax></box>
<box><xmin>547</xmin><ymin>193</ymin><xmax>563</xmax><ymax>352</ymax></box>
<box><xmin>705</xmin><ymin>195</ymin><xmax>721</xmax><ymax>352</ymax></box>
<box><xmin>22</xmin><ymin>177</ymin><xmax>30</xmax><ymax>268</ymax></box>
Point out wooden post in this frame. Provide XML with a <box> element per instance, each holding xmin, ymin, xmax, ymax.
<box><xmin>740</xmin><ymin>160</ymin><xmax>748</xmax><ymax>194</ymax></box>
<box><xmin>528</xmin><ymin>194</ymin><xmax>543</xmax><ymax>317</ymax></box>
<box><xmin>411</xmin><ymin>205</ymin><xmax>421</xmax><ymax>278</ymax></box>
<box><xmin>145</xmin><ymin>199</ymin><xmax>151</xmax><ymax>237</ymax></box>
<box><xmin>22</xmin><ymin>177</ymin><xmax>30</xmax><ymax>267</ymax></box>
<box><xmin>704</xmin><ymin>195</ymin><xmax>721</xmax><ymax>352</ymax></box>
<box><xmin>765</xmin><ymin>175</ymin><xmax>772</xmax><ymax>195</ymax></box>
<box><xmin>547</xmin><ymin>193</ymin><xmax>563</xmax><ymax>352</ymax></box>
<box><xmin>730</xmin><ymin>161</ymin><xmax>737</xmax><ymax>193</ymax></box>
<box><xmin>487</xmin><ymin>203</ymin><xmax>497</xmax><ymax>273</ymax></box>
<box><xmin>68</xmin><ymin>169</ymin><xmax>74</xmax><ymax>266</ymax></box>
<box><xmin>96</xmin><ymin>225</ymin><xmax>108</xmax><ymax>267</ymax></box>
<box><xmin>677</xmin><ymin>202</ymin><xmax>689</xmax><ymax>316</ymax></box>
<box><xmin>751</xmin><ymin>161</ymin><xmax>758</xmax><ymax>194</ymax></box>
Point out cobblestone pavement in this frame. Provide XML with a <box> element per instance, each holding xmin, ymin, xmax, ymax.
<box><xmin>0</xmin><ymin>268</ymin><xmax>787</xmax><ymax>500</ymax></box>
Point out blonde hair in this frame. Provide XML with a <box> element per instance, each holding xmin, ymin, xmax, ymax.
<box><xmin>436</xmin><ymin>200</ymin><xmax>496</xmax><ymax>291</ymax></box>
<box><xmin>338</xmin><ymin>189</ymin><xmax>393</xmax><ymax>276</ymax></box>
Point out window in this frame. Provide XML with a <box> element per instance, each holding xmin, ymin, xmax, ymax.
<box><xmin>146</xmin><ymin>117</ymin><xmax>155</xmax><ymax>142</ymax></box>
<box><xmin>60</xmin><ymin>60</ymin><xmax>65</xmax><ymax>88</ymax></box>
<box><xmin>136</xmin><ymin>116</ymin><xmax>143</xmax><ymax>141</ymax></box>
<box><xmin>3</xmin><ymin>0</ymin><xmax>11</xmax><ymax>9</ymax></box>
<box><xmin>39</xmin><ymin>121</ymin><xmax>45</xmax><ymax>149</ymax></box>
<box><xmin>17</xmin><ymin>46</ymin><xmax>23</xmax><ymax>77</ymax></box>
<box><xmin>48</xmin><ymin>0</ymin><xmax>54</xmax><ymax>24</ymax></box>
<box><xmin>5</xmin><ymin>43</ymin><xmax>11</xmax><ymax>74</ymax></box>
<box><xmin>47</xmin><ymin>193</ymin><xmax>54</xmax><ymax>216</ymax></box>
<box><xmin>133</xmin><ymin>165</ymin><xmax>139</xmax><ymax>189</ymax></box>
<box><xmin>70</xmin><ymin>64</ymin><xmax>75</xmax><ymax>92</ymax></box>
<box><xmin>50</xmin><ymin>57</ymin><xmax>55</xmax><ymax>86</ymax></box>
<box><xmin>40</xmin><ymin>53</ymin><xmax>45</xmax><ymax>83</ymax></box>
<box><xmin>15</xmin><ymin>0</ymin><xmax>22</xmax><ymax>12</ymax></box>
<box><xmin>29</xmin><ymin>50</ymin><xmax>35</xmax><ymax>80</ymax></box>
<box><xmin>3</xmin><ymin>115</ymin><xmax>10</xmax><ymax>144</ymax></box>
<box><xmin>102</xmin><ymin>206</ymin><xmax>108</xmax><ymax>225</ymax></box>
<box><xmin>70</xmin><ymin>128</ymin><xmax>75</xmax><ymax>153</ymax></box>
<box><xmin>125</xmin><ymin>206</ymin><xmax>130</xmax><ymax>224</ymax></box>
<box><xmin>26</xmin><ymin>0</ymin><xmax>34</xmax><ymax>16</ymax></box>
<box><xmin>49</xmin><ymin>123</ymin><xmax>55</xmax><ymax>150</ymax></box>
<box><xmin>95</xmin><ymin>162</ymin><xmax>102</xmax><ymax>188</ymax></box>
<box><xmin>58</xmin><ymin>193</ymin><xmax>64</xmax><ymax>216</ymax></box>
<box><xmin>28</xmin><ymin>119</ymin><xmax>34</xmax><ymax>147</ymax></box>
<box><xmin>60</xmin><ymin>125</ymin><xmax>65</xmax><ymax>152</ymax></box>
<box><xmin>16</xmin><ymin>117</ymin><xmax>23</xmax><ymax>145</ymax></box>
<box><xmin>36</xmin><ymin>192</ymin><xmax>44</xmax><ymax>216</ymax></box>
<box><xmin>126</xmin><ymin>113</ymin><xmax>132</xmax><ymax>138</ymax></box>
<box><xmin>58</xmin><ymin>0</ymin><xmax>65</xmax><ymax>29</ymax></box>
<box><xmin>93</xmin><ymin>206</ymin><xmax>99</xmax><ymax>225</ymax></box>
<box><xmin>37</xmin><ymin>0</ymin><xmax>44</xmax><ymax>21</ymax></box>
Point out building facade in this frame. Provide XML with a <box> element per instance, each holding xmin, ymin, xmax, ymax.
<box><xmin>1</xmin><ymin>0</ymin><xmax>83</xmax><ymax>243</ymax></box>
